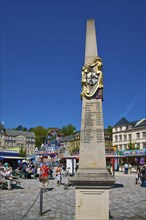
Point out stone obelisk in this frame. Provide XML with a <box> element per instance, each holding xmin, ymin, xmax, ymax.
<box><xmin>70</xmin><ymin>19</ymin><xmax>115</xmax><ymax>220</ymax></box>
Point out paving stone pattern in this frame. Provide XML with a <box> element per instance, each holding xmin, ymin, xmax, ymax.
<box><xmin>0</xmin><ymin>172</ymin><xmax>146</xmax><ymax>220</ymax></box>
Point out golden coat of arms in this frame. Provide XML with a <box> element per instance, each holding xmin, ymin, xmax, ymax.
<box><xmin>81</xmin><ymin>57</ymin><xmax>103</xmax><ymax>99</ymax></box>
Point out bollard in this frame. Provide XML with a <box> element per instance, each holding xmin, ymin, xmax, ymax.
<box><xmin>40</xmin><ymin>188</ymin><xmax>43</xmax><ymax>215</ymax></box>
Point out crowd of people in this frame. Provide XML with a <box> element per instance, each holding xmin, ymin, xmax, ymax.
<box><xmin>0</xmin><ymin>160</ymin><xmax>67</xmax><ymax>190</ymax></box>
<box><xmin>1</xmin><ymin>159</ymin><xmax>146</xmax><ymax>190</ymax></box>
<box><xmin>123</xmin><ymin>162</ymin><xmax>146</xmax><ymax>187</ymax></box>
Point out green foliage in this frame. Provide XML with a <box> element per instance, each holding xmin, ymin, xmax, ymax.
<box><xmin>106</xmin><ymin>125</ymin><xmax>112</xmax><ymax>137</ymax></box>
<box><xmin>19</xmin><ymin>147</ymin><xmax>27</xmax><ymax>157</ymax></box>
<box><xmin>127</xmin><ymin>142</ymin><xmax>135</xmax><ymax>150</ymax></box>
<box><xmin>30</xmin><ymin>126</ymin><xmax>47</xmax><ymax>148</ymax></box>
<box><xmin>61</xmin><ymin>124</ymin><xmax>76</xmax><ymax>136</ymax></box>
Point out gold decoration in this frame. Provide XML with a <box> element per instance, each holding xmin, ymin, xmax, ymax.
<box><xmin>81</xmin><ymin>56</ymin><xmax>104</xmax><ymax>99</ymax></box>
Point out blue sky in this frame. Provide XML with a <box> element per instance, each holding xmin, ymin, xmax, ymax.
<box><xmin>1</xmin><ymin>0</ymin><xmax>145</xmax><ymax>130</ymax></box>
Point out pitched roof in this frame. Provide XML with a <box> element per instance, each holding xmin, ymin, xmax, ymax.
<box><xmin>60</xmin><ymin>135</ymin><xmax>73</xmax><ymax>143</ymax></box>
<box><xmin>113</xmin><ymin>117</ymin><xmax>130</xmax><ymax>127</ymax></box>
<box><xmin>5</xmin><ymin>129</ymin><xmax>35</xmax><ymax>138</ymax></box>
<box><xmin>113</xmin><ymin>117</ymin><xmax>146</xmax><ymax>128</ymax></box>
<box><xmin>134</xmin><ymin>119</ymin><xmax>146</xmax><ymax>128</ymax></box>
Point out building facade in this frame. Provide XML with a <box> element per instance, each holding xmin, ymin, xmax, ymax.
<box><xmin>59</xmin><ymin>130</ymin><xmax>112</xmax><ymax>157</ymax></box>
<box><xmin>0</xmin><ymin>124</ymin><xmax>36</xmax><ymax>155</ymax></box>
<box><xmin>112</xmin><ymin>117</ymin><xmax>146</xmax><ymax>151</ymax></box>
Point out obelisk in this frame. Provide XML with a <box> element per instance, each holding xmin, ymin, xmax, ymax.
<box><xmin>70</xmin><ymin>19</ymin><xmax>115</xmax><ymax>220</ymax></box>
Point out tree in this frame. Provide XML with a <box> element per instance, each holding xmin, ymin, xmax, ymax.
<box><xmin>30</xmin><ymin>126</ymin><xmax>48</xmax><ymax>148</ymax></box>
<box><xmin>61</xmin><ymin>124</ymin><xmax>76</xmax><ymax>136</ymax></box>
<box><xmin>106</xmin><ymin>125</ymin><xmax>112</xmax><ymax>138</ymax></box>
<box><xmin>127</xmin><ymin>142</ymin><xmax>135</xmax><ymax>150</ymax></box>
<box><xmin>15</xmin><ymin>125</ymin><xmax>28</xmax><ymax>131</ymax></box>
<box><xmin>19</xmin><ymin>147</ymin><xmax>27</xmax><ymax>157</ymax></box>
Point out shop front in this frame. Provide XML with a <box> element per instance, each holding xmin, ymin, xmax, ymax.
<box><xmin>118</xmin><ymin>149</ymin><xmax>146</xmax><ymax>172</ymax></box>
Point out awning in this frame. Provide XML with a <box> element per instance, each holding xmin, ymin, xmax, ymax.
<box><xmin>4</xmin><ymin>147</ymin><xmax>20</xmax><ymax>152</ymax></box>
<box><xmin>106</xmin><ymin>155</ymin><xmax>125</xmax><ymax>158</ymax></box>
<box><xmin>0</xmin><ymin>156</ymin><xmax>25</xmax><ymax>160</ymax></box>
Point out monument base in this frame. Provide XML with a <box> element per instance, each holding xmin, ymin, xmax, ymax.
<box><xmin>70</xmin><ymin>168</ymin><xmax>115</xmax><ymax>188</ymax></box>
<box><xmin>76</xmin><ymin>188</ymin><xmax>109</xmax><ymax>220</ymax></box>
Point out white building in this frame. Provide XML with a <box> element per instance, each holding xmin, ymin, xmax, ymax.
<box><xmin>112</xmin><ymin>117</ymin><xmax>146</xmax><ymax>151</ymax></box>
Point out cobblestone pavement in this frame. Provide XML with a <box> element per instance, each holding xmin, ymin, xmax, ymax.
<box><xmin>0</xmin><ymin>172</ymin><xmax>146</xmax><ymax>220</ymax></box>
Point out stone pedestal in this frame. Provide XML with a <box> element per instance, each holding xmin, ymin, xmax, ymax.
<box><xmin>76</xmin><ymin>188</ymin><xmax>109</xmax><ymax>220</ymax></box>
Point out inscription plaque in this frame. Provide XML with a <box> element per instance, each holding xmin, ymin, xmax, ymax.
<box><xmin>81</xmin><ymin>100</ymin><xmax>104</xmax><ymax>144</ymax></box>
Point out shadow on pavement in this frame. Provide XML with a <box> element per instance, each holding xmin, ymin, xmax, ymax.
<box><xmin>11</xmin><ymin>184</ymin><xmax>24</xmax><ymax>189</ymax></box>
<box><xmin>112</xmin><ymin>183</ymin><xmax>124</xmax><ymax>188</ymax></box>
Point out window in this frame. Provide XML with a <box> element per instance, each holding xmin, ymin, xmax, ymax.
<box><xmin>136</xmin><ymin>133</ymin><xmax>140</xmax><ymax>139</ymax></box>
<box><xmin>124</xmin><ymin>144</ymin><xmax>127</xmax><ymax>150</ymax></box>
<box><xmin>128</xmin><ymin>134</ymin><xmax>132</xmax><ymax>141</ymax></box>
<box><xmin>143</xmin><ymin>142</ymin><xmax>146</xmax><ymax>149</ymax></box>
<box><xmin>136</xmin><ymin>143</ymin><xmax>140</xmax><ymax>149</ymax></box>
<box><xmin>115</xmin><ymin>135</ymin><xmax>118</xmax><ymax>142</ymax></box>
<box><xmin>119</xmin><ymin>135</ymin><xmax>122</xmax><ymax>141</ymax></box>
<box><xmin>142</xmin><ymin>132</ymin><xmax>146</xmax><ymax>138</ymax></box>
<box><xmin>120</xmin><ymin>126</ymin><xmax>122</xmax><ymax>131</ymax></box>
<box><xmin>124</xmin><ymin>135</ymin><xmax>127</xmax><ymax>141</ymax></box>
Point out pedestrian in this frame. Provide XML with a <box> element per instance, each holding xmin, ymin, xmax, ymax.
<box><xmin>137</xmin><ymin>165</ymin><xmax>141</xmax><ymax>173</ymax></box>
<box><xmin>136</xmin><ymin>165</ymin><xmax>141</xmax><ymax>181</ymax></box>
<box><xmin>75</xmin><ymin>164</ymin><xmax>79</xmax><ymax>172</ymax></box>
<box><xmin>35</xmin><ymin>165</ymin><xmax>40</xmax><ymax>177</ymax></box>
<box><xmin>135</xmin><ymin>171</ymin><xmax>139</xmax><ymax>184</ymax></box>
<box><xmin>129</xmin><ymin>164</ymin><xmax>132</xmax><ymax>173</ymax></box>
<box><xmin>124</xmin><ymin>163</ymin><xmax>128</xmax><ymax>174</ymax></box>
<box><xmin>140</xmin><ymin>165</ymin><xmax>146</xmax><ymax>187</ymax></box>
<box><xmin>49</xmin><ymin>167</ymin><xmax>53</xmax><ymax>179</ymax></box>
<box><xmin>55</xmin><ymin>164</ymin><xmax>62</xmax><ymax>186</ymax></box>
<box><xmin>40</xmin><ymin>163</ymin><xmax>50</xmax><ymax>188</ymax></box>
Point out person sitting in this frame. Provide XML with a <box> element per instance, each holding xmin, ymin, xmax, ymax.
<box><xmin>0</xmin><ymin>167</ymin><xmax>12</xmax><ymax>190</ymax></box>
<box><xmin>25</xmin><ymin>166</ymin><xmax>32</xmax><ymax>179</ymax></box>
